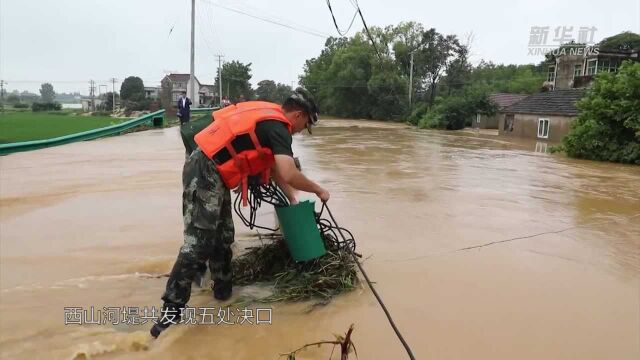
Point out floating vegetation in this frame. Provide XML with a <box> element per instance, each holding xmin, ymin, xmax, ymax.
<box><xmin>232</xmin><ymin>235</ymin><xmax>359</xmax><ymax>303</ymax></box>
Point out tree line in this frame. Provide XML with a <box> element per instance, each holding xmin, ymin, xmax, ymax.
<box><xmin>299</xmin><ymin>21</ymin><xmax>546</xmax><ymax>128</ymax></box>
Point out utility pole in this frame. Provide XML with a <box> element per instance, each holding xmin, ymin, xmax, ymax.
<box><xmin>408</xmin><ymin>51</ymin><xmax>414</xmax><ymax>109</ymax></box>
<box><xmin>0</xmin><ymin>80</ymin><xmax>5</xmax><ymax>112</ymax></box>
<box><xmin>215</xmin><ymin>54</ymin><xmax>224</xmax><ymax>107</ymax></box>
<box><xmin>110</xmin><ymin>78</ymin><xmax>117</xmax><ymax>113</ymax></box>
<box><xmin>89</xmin><ymin>80</ymin><xmax>96</xmax><ymax>112</ymax></box>
<box><xmin>189</xmin><ymin>0</ymin><xmax>196</xmax><ymax>103</ymax></box>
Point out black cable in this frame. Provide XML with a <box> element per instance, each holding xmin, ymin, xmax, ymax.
<box><xmin>233</xmin><ymin>181</ymin><xmax>290</xmax><ymax>232</ymax></box>
<box><xmin>323</xmin><ymin>0</ymin><xmax>383</xmax><ymax>63</ymax></box>
<box><xmin>233</xmin><ymin>181</ymin><xmax>414</xmax><ymax>359</ymax></box>
<box><xmin>354</xmin><ymin>4</ymin><xmax>384</xmax><ymax>63</ymax></box>
<box><xmin>316</xmin><ymin>203</ymin><xmax>357</xmax><ymax>253</ymax></box>
<box><xmin>203</xmin><ymin>0</ymin><xmax>329</xmax><ymax>39</ymax></box>
<box><xmin>325</xmin><ymin>0</ymin><xmax>359</xmax><ymax>36</ymax></box>
<box><xmin>323</xmin><ymin>202</ymin><xmax>416</xmax><ymax>360</ymax></box>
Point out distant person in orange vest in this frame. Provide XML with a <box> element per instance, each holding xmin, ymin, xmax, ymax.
<box><xmin>151</xmin><ymin>88</ymin><xmax>328</xmax><ymax>338</ymax></box>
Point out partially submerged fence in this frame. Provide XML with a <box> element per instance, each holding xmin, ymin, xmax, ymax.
<box><xmin>0</xmin><ymin>108</ymin><xmax>214</xmax><ymax>156</ymax></box>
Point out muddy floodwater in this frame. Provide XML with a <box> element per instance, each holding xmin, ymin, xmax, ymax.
<box><xmin>1</xmin><ymin>120</ymin><xmax>639</xmax><ymax>359</ymax></box>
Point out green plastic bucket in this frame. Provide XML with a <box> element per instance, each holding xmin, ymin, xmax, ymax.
<box><xmin>275</xmin><ymin>200</ymin><xmax>326</xmax><ymax>262</ymax></box>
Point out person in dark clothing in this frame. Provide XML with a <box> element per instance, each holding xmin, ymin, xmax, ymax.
<box><xmin>177</xmin><ymin>91</ymin><xmax>192</xmax><ymax>124</ymax></box>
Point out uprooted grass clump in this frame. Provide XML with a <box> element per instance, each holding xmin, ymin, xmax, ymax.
<box><xmin>232</xmin><ymin>235</ymin><xmax>359</xmax><ymax>303</ymax></box>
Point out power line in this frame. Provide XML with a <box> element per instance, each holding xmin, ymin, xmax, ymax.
<box><xmin>197</xmin><ymin>12</ymin><xmax>218</xmax><ymax>58</ymax></box>
<box><xmin>210</xmin><ymin>0</ymin><xmax>331</xmax><ymax>38</ymax></box>
<box><xmin>198</xmin><ymin>3</ymin><xmax>219</xmax><ymax>56</ymax></box>
<box><xmin>354</xmin><ymin>2</ymin><xmax>384</xmax><ymax>62</ymax></box>
<box><xmin>324</xmin><ymin>0</ymin><xmax>384</xmax><ymax>63</ymax></box>
<box><xmin>325</xmin><ymin>0</ymin><xmax>359</xmax><ymax>36</ymax></box>
<box><xmin>200</xmin><ymin>0</ymin><xmax>330</xmax><ymax>39</ymax></box>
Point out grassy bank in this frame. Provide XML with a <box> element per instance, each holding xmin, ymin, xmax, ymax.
<box><xmin>0</xmin><ymin>111</ymin><xmax>127</xmax><ymax>144</ymax></box>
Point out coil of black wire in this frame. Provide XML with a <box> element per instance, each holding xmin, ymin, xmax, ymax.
<box><xmin>232</xmin><ymin>181</ymin><xmax>357</xmax><ymax>253</ymax></box>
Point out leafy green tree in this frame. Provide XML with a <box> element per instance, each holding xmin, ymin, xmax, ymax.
<box><xmin>256</xmin><ymin>81</ymin><xmax>293</xmax><ymax>103</ymax></box>
<box><xmin>301</xmin><ymin>37</ymin><xmax>349</xmax><ymax>95</ymax></box>
<box><xmin>368</xmin><ymin>59</ymin><xmax>407</xmax><ymax>119</ymax></box>
<box><xmin>320</xmin><ymin>34</ymin><xmax>375</xmax><ymax>118</ymax></box>
<box><xmin>119</xmin><ymin>76</ymin><xmax>146</xmax><ymax>111</ymax></box>
<box><xmin>274</xmin><ymin>83</ymin><xmax>293</xmax><ymax>103</ymax></box>
<box><xmin>466</xmin><ymin>61</ymin><xmax>545</xmax><ymax>94</ymax></box>
<box><xmin>390</xmin><ymin>23</ymin><xmax>468</xmax><ymax>105</ymax></box>
<box><xmin>408</xmin><ymin>29</ymin><xmax>465</xmax><ymax>106</ymax></box>
<box><xmin>598</xmin><ymin>31</ymin><xmax>640</xmax><ymax>51</ymax></box>
<box><xmin>39</xmin><ymin>83</ymin><xmax>55</xmax><ymax>103</ymax></box>
<box><xmin>561</xmin><ymin>61</ymin><xmax>640</xmax><ymax>164</ymax></box>
<box><xmin>215</xmin><ymin>60</ymin><xmax>254</xmax><ymax>101</ymax></box>
<box><xmin>32</xmin><ymin>102</ymin><xmax>62</xmax><ymax>112</ymax></box>
<box><xmin>418</xmin><ymin>88</ymin><xmax>497</xmax><ymax>130</ymax></box>
<box><xmin>256</xmin><ymin>80</ymin><xmax>277</xmax><ymax>101</ymax></box>
<box><xmin>102</xmin><ymin>92</ymin><xmax>119</xmax><ymax>111</ymax></box>
<box><xmin>300</xmin><ymin>37</ymin><xmax>350</xmax><ymax>114</ymax></box>
<box><xmin>301</xmin><ymin>21</ymin><xmax>547</xmax><ymax>123</ymax></box>
<box><xmin>120</xmin><ymin>76</ymin><xmax>145</xmax><ymax>102</ymax></box>
<box><xmin>301</xmin><ymin>32</ymin><xmax>407</xmax><ymax>119</ymax></box>
<box><xmin>441</xmin><ymin>56</ymin><xmax>471</xmax><ymax>96</ymax></box>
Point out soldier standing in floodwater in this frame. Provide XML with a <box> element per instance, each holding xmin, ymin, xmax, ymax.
<box><xmin>151</xmin><ymin>88</ymin><xmax>330</xmax><ymax>338</ymax></box>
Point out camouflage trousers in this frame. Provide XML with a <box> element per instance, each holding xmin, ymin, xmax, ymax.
<box><xmin>161</xmin><ymin>149</ymin><xmax>234</xmax><ymax>307</ymax></box>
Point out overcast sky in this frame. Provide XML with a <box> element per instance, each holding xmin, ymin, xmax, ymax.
<box><xmin>1</xmin><ymin>0</ymin><xmax>638</xmax><ymax>95</ymax></box>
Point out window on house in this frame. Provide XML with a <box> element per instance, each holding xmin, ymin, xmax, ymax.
<box><xmin>535</xmin><ymin>142</ymin><xmax>548</xmax><ymax>153</ymax></box>
<box><xmin>573</xmin><ymin>64</ymin><xmax>582</xmax><ymax>77</ymax></box>
<box><xmin>610</xmin><ymin>59</ymin><xmax>620</xmax><ymax>72</ymax></box>
<box><xmin>547</xmin><ymin>66</ymin><xmax>556</xmax><ymax>82</ymax></box>
<box><xmin>504</xmin><ymin>114</ymin><xmax>514</xmax><ymax>132</ymax></box>
<box><xmin>537</xmin><ymin>118</ymin><xmax>550</xmax><ymax>139</ymax></box>
<box><xmin>598</xmin><ymin>59</ymin><xmax>610</xmax><ymax>73</ymax></box>
<box><xmin>586</xmin><ymin>59</ymin><xmax>597</xmax><ymax>75</ymax></box>
<box><xmin>597</xmin><ymin>58</ymin><xmax>620</xmax><ymax>73</ymax></box>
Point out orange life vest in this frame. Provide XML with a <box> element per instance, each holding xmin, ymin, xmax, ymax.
<box><xmin>194</xmin><ymin>101</ymin><xmax>292</xmax><ymax>205</ymax></box>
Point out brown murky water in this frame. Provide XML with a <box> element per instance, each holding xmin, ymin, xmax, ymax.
<box><xmin>1</xmin><ymin>120</ymin><xmax>639</xmax><ymax>359</ymax></box>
